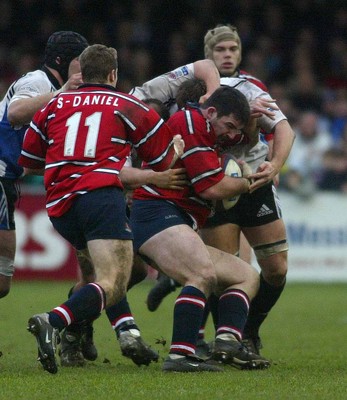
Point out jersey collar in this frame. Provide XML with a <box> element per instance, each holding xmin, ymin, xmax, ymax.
<box><xmin>41</xmin><ymin>65</ymin><xmax>61</xmax><ymax>90</ymax></box>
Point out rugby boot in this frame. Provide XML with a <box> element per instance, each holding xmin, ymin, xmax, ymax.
<box><xmin>27</xmin><ymin>313</ymin><xmax>60</xmax><ymax>374</ymax></box>
<box><xmin>163</xmin><ymin>353</ymin><xmax>223</xmax><ymax>372</ymax></box>
<box><xmin>210</xmin><ymin>336</ymin><xmax>270</xmax><ymax>370</ymax></box>
<box><xmin>242</xmin><ymin>335</ymin><xmax>263</xmax><ymax>355</ymax></box>
<box><xmin>118</xmin><ymin>330</ymin><xmax>159</xmax><ymax>366</ymax></box>
<box><xmin>80</xmin><ymin>321</ymin><xmax>98</xmax><ymax>361</ymax></box>
<box><xmin>59</xmin><ymin>327</ymin><xmax>85</xmax><ymax>367</ymax></box>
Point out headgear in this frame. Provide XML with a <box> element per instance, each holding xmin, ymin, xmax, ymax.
<box><xmin>45</xmin><ymin>31</ymin><xmax>89</xmax><ymax>82</ymax></box>
<box><xmin>204</xmin><ymin>25</ymin><xmax>241</xmax><ymax>59</ymax></box>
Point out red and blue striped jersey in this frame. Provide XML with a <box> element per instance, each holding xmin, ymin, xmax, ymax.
<box><xmin>19</xmin><ymin>84</ymin><xmax>176</xmax><ymax>217</ymax></box>
<box><xmin>133</xmin><ymin>105</ymin><xmax>224</xmax><ymax>228</ymax></box>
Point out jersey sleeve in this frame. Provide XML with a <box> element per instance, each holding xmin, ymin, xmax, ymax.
<box><xmin>10</xmin><ymin>71</ymin><xmax>53</xmax><ymax>104</ymax></box>
<box><xmin>127</xmin><ymin>107</ymin><xmax>176</xmax><ymax>172</ymax></box>
<box><xmin>129</xmin><ymin>63</ymin><xmax>195</xmax><ymax>107</ymax></box>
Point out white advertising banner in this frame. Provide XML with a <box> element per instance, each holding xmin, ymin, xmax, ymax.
<box><xmin>272</xmin><ymin>191</ymin><xmax>347</xmax><ymax>282</ymax></box>
<box><xmin>13</xmin><ymin>190</ymin><xmax>347</xmax><ymax>282</ymax></box>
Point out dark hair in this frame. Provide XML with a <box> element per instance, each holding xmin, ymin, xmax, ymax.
<box><xmin>201</xmin><ymin>86</ymin><xmax>250</xmax><ymax>126</ymax></box>
<box><xmin>45</xmin><ymin>31</ymin><xmax>88</xmax><ymax>82</ymax></box>
<box><xmin>143</xmin><ymin>98</ymin><xmax>170</xmax><ymax>121</ymax></box>
<box><xmin>176</xmin><ymin>79</ymin><xmax>207</xmax><ymax>109</ymax></box>
<box><xmin>80</xmin><ymin>44</ymin><xmax>118</xmax><ymax>83</ymax></box>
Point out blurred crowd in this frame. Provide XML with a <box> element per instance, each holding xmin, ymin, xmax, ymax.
<box><xmin>2</xmin><ymin>0</ymin><xmax>347</xmax><ymax>196</ymax></box>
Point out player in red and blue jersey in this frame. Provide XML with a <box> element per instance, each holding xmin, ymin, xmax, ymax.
<box><xmin>19</xmin><ymin>44</ymin><xmax>182</xmax><ymax>374</ymax></box>
<box><xmin>130</xmin><ymin>86</ymin><xmax>270</xmax><ymax>372</ymax></box>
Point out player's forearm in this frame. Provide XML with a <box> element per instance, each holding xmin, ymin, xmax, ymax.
<box><xmin>119</xmin><ymin>167</ymin><xmax>154</xmax><ymax>189</ymax></box>
<box><xmin>23</xmin><ymin>167</ymin><xmax>44</xmax><ymax>176</ymax></box>
<box><xmin>270</xmin><ymin>120</ymin><xmax>295</xmax><ymax>173</ymax></box>
<box><xmin>200</xmin><ymin>176</ymin><xmax>250</xmax><ymax>200</ymax></box>
<box><xmin>7</xmin><ymin>92</ymin><xmax>56</xmax><ymax>126</ymax></box>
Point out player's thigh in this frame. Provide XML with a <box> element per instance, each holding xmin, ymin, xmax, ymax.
<box><xmin>140</xmin><ymin>224</ymin><xmax>215</xmax><ymax>286</ymax></box>
<box><xmin>242</xmin><ymin>219</ymin><xmax>287</xmax><ymax>248</ymax></box>
<box><xmin>206</xmin><ymin>245</ymin><xmax>259</xmax><ymax>298</ymax></box>
<box><xmin>200</xmin><ymin>223</ymin><xmax>240</xmax><ymax>254</ymax></box>
<box><xmin>239</xmin><ymin>232</ymin><xmax>252</xmax><ymax>264</ymax></box>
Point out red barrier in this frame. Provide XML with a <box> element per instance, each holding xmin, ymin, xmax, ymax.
<box><xmin>14</xmin><ymin>189</ymin><xmax>79</xmax><ymax>280</ymax></box>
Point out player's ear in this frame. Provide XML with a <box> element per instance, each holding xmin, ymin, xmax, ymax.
<box><xmin>206</xmin><ymin>106</ymin><xmax>217</xmax><ymax>121</ymax></box>
<box><xmin>110</xmin><ymin>69</ymin><xmax>118</xmax><ymax>86</ymax></box>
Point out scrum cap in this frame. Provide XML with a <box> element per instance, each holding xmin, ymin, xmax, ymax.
<box><xmin>45</xmin><ymin>31</ymin><xmax>89</xmax><ymax>82</ymax></box>
<box><xmin>204</xmin><ymin>24</ymin><xmax>241</xmax><ymax>59</ymax></box>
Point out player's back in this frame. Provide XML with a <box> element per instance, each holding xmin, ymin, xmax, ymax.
<box><xmin>22</xmin><ymin>84</ymin><xmax>176</xmax><ymax>216</ymax></box>
<box><xmin>134</xmin><ymin>106</ymin><xmax>222</xmax><ymax>228</ymax></box>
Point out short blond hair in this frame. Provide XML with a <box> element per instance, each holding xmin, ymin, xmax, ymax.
<box><xmin>204</xmin><ymin>24</ymin><xmax>241</xmax><ymax>59</ymax></box>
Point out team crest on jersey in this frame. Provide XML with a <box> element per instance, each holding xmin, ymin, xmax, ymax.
<box><xmin>168</xmin><ymin>66</ymin><xmax>189</xmax><ymax>80</ymax></box>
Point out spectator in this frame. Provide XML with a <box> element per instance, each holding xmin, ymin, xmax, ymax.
<box><xmin>317</xmin><ymin>148</ymin><xmax>347</xmax><ymax>193</ymax></box>
<box><xmin>284</xmin><ymin>111</ymin><xmax>333</xmax><ymax>197</ymax></box>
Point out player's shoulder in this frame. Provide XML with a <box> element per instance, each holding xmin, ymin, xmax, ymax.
<box><xmin>12</xmin><ymin>69</ymin><xmax>54</xmax><ymax>95</ymax></box>
<box><xmin>173</xmin><ymin>104</ymin><xmax>202</xmax><ymax>121</ymax></box>
<box><xmin>238</xmin><ymin>69</ymin><xmax>269</xmax><ymax>92</ymax></box>
<box><xmin>168</xmin><ymin>104</ymin><xmax>204</xmax><ymax>132</ymax></box>
<box><xmin>16</xmin><ymin>69</ymin><xmax>50</xmax><ymax>85</ymax></box>
<box><xmin>221</xmin><ymin>75</ymin><xmax>267</xmax><ymax>100</ymax></box>
<box><xmin>220</xmin><ymin>76</ymin><xmax>247</xmax><ymax>88</ymax></box>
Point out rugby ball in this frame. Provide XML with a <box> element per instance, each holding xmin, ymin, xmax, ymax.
<box><xmin>221</xmin><ymin>154</ymin><xmax>242</xmax><ymax>209</ymax></box>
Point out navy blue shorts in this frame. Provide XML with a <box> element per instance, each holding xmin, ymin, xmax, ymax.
<box><xmin>0</xmin><ymin>178</ymin><xmax>19</xmax><ymax>230</ymax></box>
<box><xmin>205</xmin><ymin>182</ymin><xmax>282</xmax><ymax>228</ymax></box>
<box><xmin>130</xmin><ymin>199</ymin><xmax>195</xmax><ymax>252</ymax></box>
<box><xmin>50</xmin><ymin>187</ymin><xmax>133</xmax><ymax>250</ymax></box>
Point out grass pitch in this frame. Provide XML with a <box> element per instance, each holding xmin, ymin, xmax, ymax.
<box><xmin>1</xmin><ymin>280</ymin><xmax>346</xmax><ymax>400</ymax></box>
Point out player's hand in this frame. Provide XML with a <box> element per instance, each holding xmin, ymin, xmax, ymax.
<box><xmin>173</xmin><ymin>134</ymin><xmax>185</xmax><ymax>158</ymax></box>
<box><xmin>248</xmin><ymin>161</ymin><xmax>278</xmax><ymax>192</ymax></box>
<box><xmin>249</xmin><ymin>97</ymin><xmax>278</xmax><ymax>120</ymax></box>
<box><xmin>150</xmin><ymin>168</ymin><xmax>188</xmax><ymax>190</ymax></box>
<box><xmin>0</xmin><ymin>160</ymin><xmax>7</xmax><ymax>177</ymax></box>
<box><xmin>61</xmin><ymin>73</ymin><xmax>83</xmax><ymax>91</ymax></box>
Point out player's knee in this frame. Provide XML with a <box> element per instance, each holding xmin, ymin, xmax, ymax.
<box><xmin>194</xmin><ymin>264</ymin><xmax>217</xmax><ymax>295</ymax></box>
<box><xmin>104</xmin><ymin>286</ymin><xmax>123</xmax><ymax>307</ymax></box>
<box><xmin>242</xmin><ymin>265</ymin><xmax>261</xmax><ymax>300</ymax></box>
<box><xmin>0</xmin><ymin>257</ymin><xmax>14</xmax><ymax>298</ymax></box>
<box><xmin>259</xmin><ymin>257</ymin><xmax>288</xmax><ymax>286</ymax></box>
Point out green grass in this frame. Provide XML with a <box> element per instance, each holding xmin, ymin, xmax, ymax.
<box><xmin>1</xmin><ymin>280</ymin><xmax>346</xmax><ymax>399</ymax></box>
